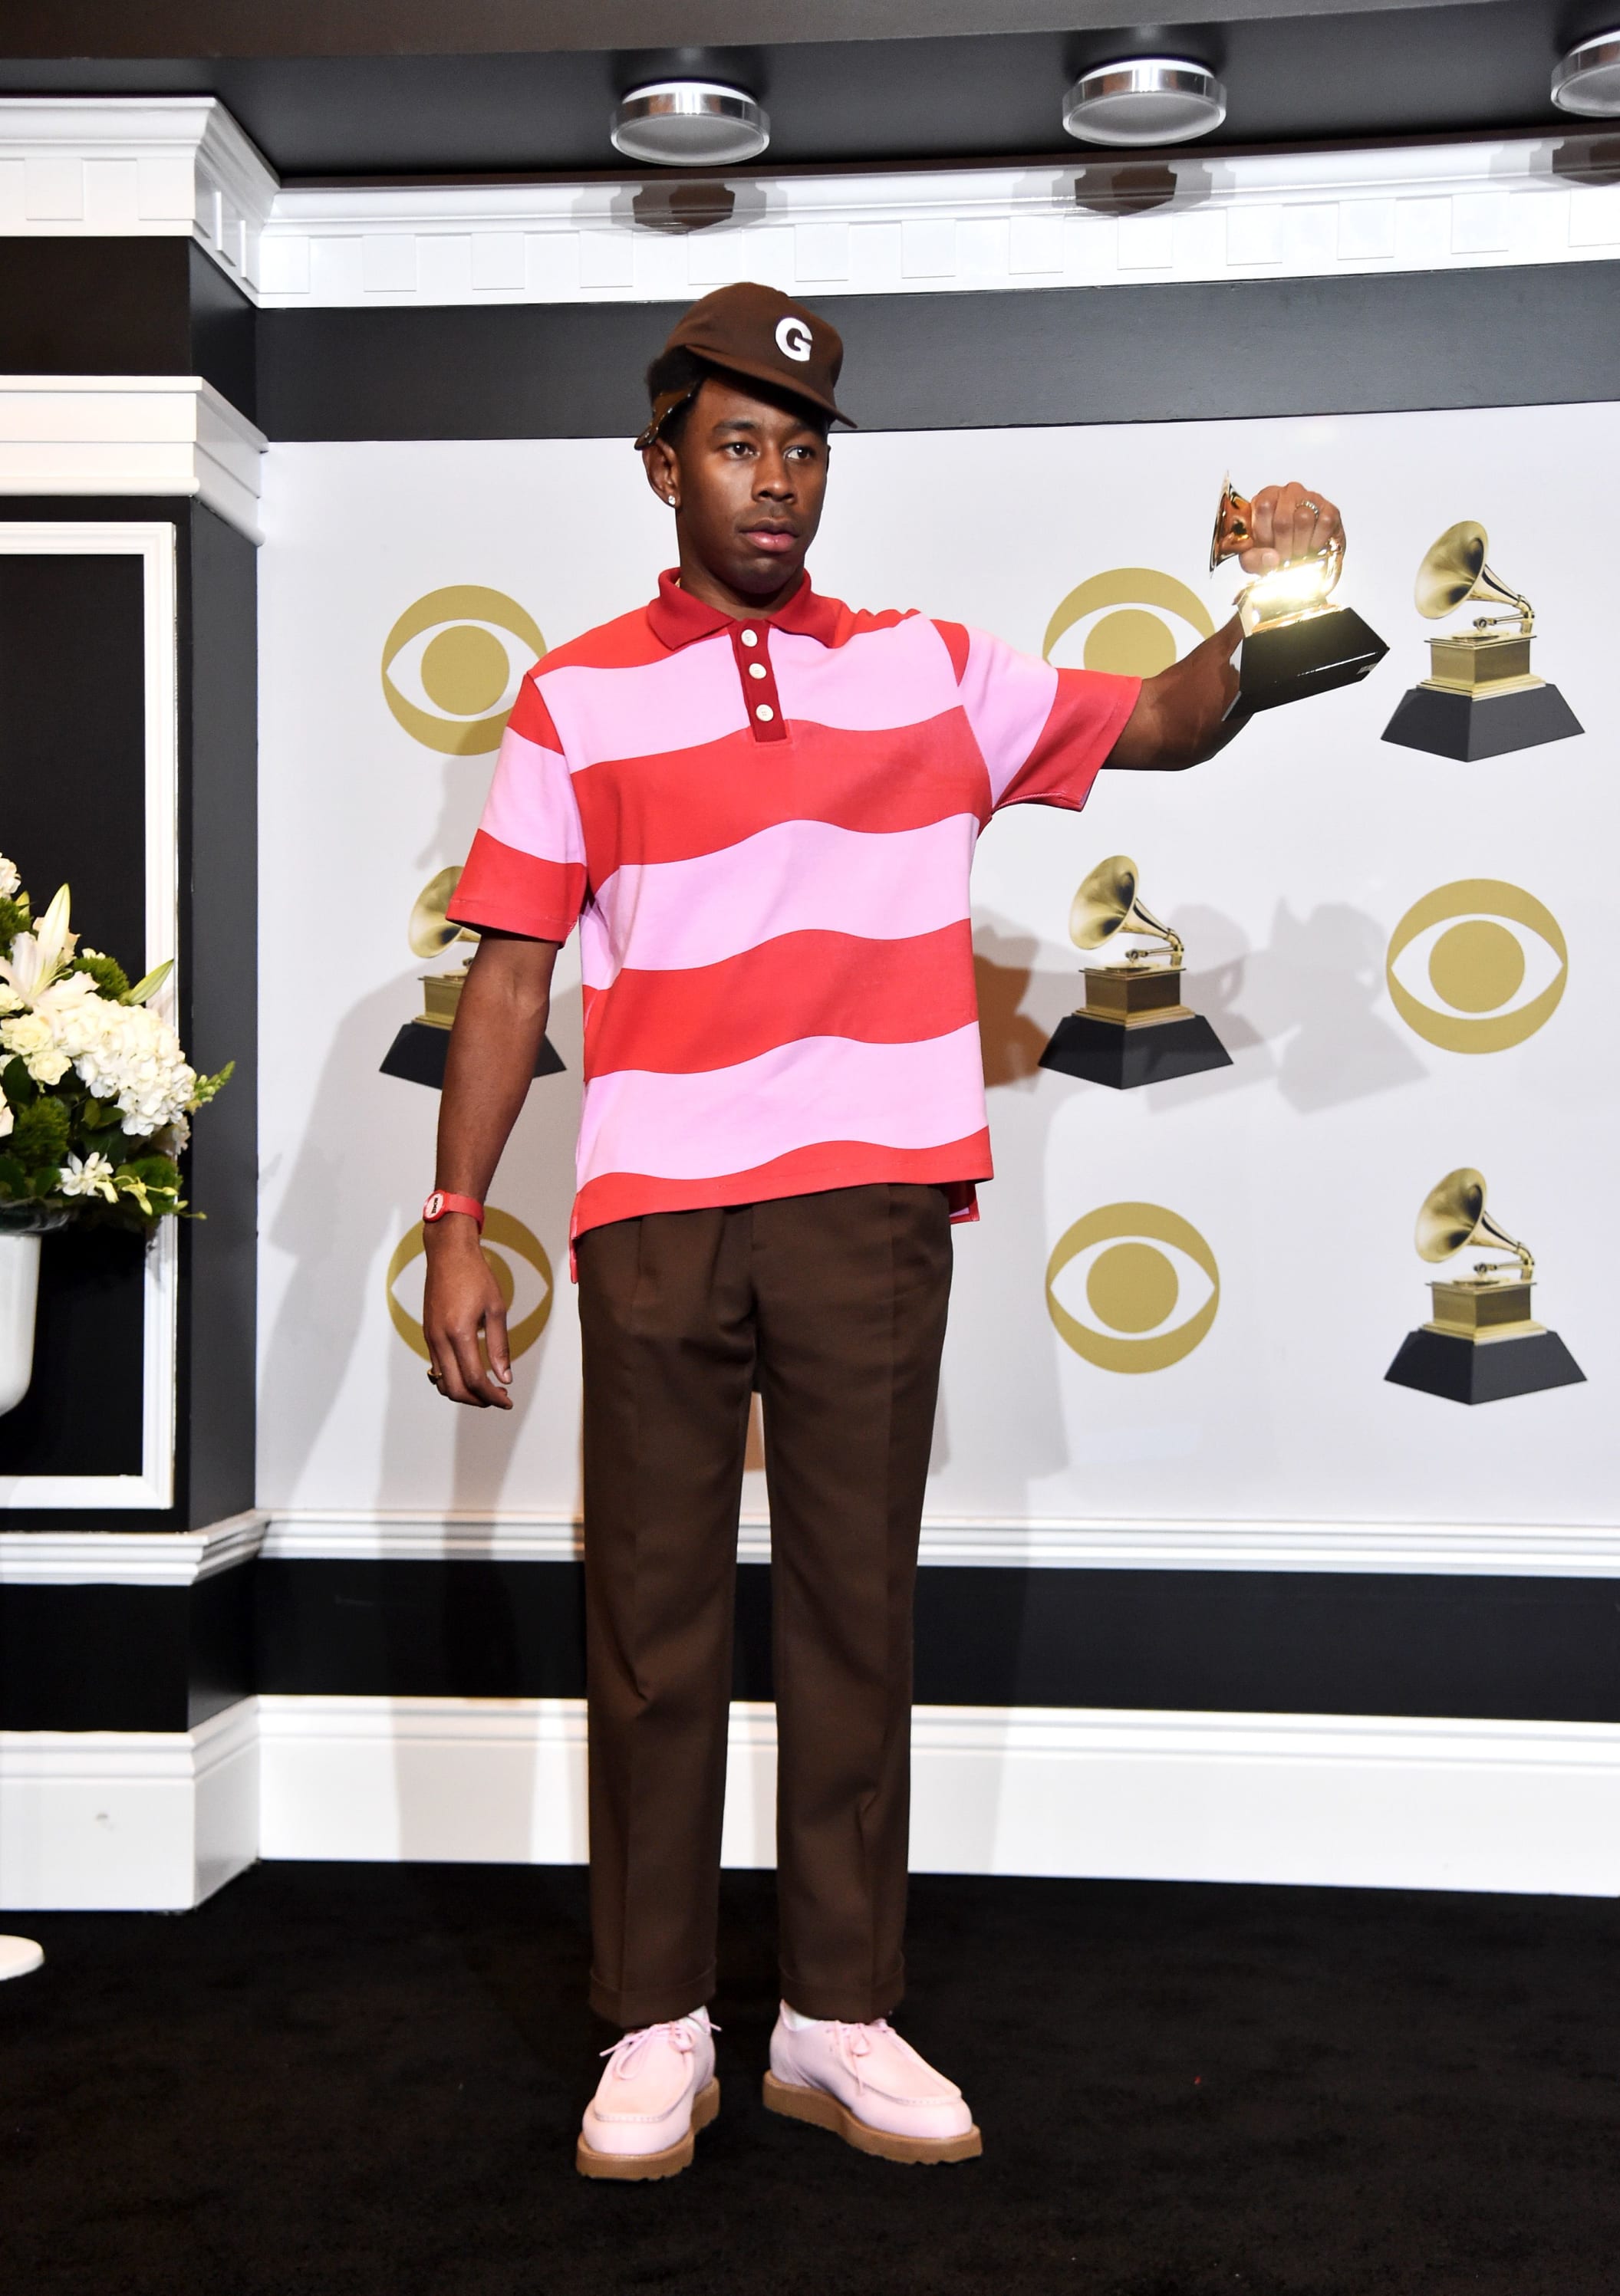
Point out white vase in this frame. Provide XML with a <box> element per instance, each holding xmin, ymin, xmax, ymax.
<box><xmin>0</xmin><ymin>1229</ymin><xmax>41</xmax><ymax>1418</ymax></box>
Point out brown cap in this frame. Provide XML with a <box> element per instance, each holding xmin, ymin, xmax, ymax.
<box><xmin>636</xmin><ymin>281</ymin><xmax>854</xmax><ymax>450</ymax></box>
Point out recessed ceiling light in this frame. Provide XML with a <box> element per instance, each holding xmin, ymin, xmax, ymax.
<box><xmin>1552</xmin><ymin>30</ymin><xmax>1620</xmax><ymax>116</ymax></box>
<box><xmin>611</xmin><ymin>81</ymin><xmax>770</xmax><ymax>167</ymax></box>
<box><xmin>1062</xmin><ymin>58</ymin><xmax>1227</xmax><ymax>147</ymax></box>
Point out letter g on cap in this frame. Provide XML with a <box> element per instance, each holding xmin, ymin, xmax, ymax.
<box><xmin>775</xmin><ymin>316</ymin><xmax>813</xmax><ymax>362</ymax></box>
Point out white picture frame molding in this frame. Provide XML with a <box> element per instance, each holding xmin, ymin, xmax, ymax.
<box><xmin>0</xmin><ymin>521</ymin><xmax>179</xmax><ymax>1511</ymax></box>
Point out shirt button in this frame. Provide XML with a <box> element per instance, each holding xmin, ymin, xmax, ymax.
<box><xmin>749</xmin><ymin>662</ymin><xmax>767</xmax><ymax>679</ymax></box>
<box><xmin>755</xmin><ymin>703</ymin><xmax>775</xmax><ymax>722</ymax></box>
<box><xmin>740</xmin><ymin>629</ymin><xmax>759</xmax><ymax>647</ymax></box>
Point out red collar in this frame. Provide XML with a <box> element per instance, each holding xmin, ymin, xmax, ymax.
<box><xmin>647</xmin><ymin>567</ymin><xmax>842</xmax><ymax>650</ymax></box>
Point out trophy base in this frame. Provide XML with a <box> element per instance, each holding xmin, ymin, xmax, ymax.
<box><xmin>1380</xmin><ymin>680</ymin><xmax>1582</xmax><ymax>761</ymax></box>
<box><xmin>380</xmin><ymin>1021</ymin><xmax>565</xmax><ymax>1090</ymax></box>
<box><xmin>1039</xmin><ymin>1011</ymin><xmax>1232</xmax><ymax>1090</ymax></box>
<box><xmin>1238</xmin><ymin>605</ymin><xmax>1388</xmax><ymax>712</ymax></box>
<box><xmin>1384</xmin><ymin>1325</ymin><xmax>1585</xmax><ymax>1406</ymax></box>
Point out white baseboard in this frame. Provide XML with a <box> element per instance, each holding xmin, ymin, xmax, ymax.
<box><xmin>0</xmin><ymin>1699</ymin><xmax>258</xmax><ymax>1911</ymax></box>
<box><xmin>257</xmin><ymin>1696</ymin><xmax>1620</xmax><ymax>1900</ymax></box>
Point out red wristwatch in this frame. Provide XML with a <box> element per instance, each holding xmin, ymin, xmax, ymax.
<box><xmin>422</xmin><ymin>1189</ymin><xmax>485</xmax><ymax>1229</ymax></box>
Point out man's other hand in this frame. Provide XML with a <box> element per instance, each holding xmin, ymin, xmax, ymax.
<box><xmin>423</xmin><ymin>1219</ymin><xmax>514</xmax><ymax>1408</ymax></box>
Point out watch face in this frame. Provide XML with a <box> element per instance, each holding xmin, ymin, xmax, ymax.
<box><xmin>424</xmin><ymin>1191</ymin><xmax>444</xmax><ymax>1221</ymax></box>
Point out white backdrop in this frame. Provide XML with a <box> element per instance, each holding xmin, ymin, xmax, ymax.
<box><xmin>257</xmin><ymin>403</ymin><xmax>1616</xmax><ymax>1535</ymax></box>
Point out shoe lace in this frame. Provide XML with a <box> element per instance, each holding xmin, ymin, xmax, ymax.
<box><xmin>601</xmin><ymin>2015</ymin><xmax>718</xmax><ymax>2081</ymax></box>
<box><xmin>826</xmin><ymin>2018</ymin><xmax>891</xmax><ymax>2095</ymax></box>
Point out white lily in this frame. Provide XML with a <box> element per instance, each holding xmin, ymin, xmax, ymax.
<box><xmin>0</xmin><ymin>883</ymin><xmax>76</xmax><ymax>1009</ymax></box>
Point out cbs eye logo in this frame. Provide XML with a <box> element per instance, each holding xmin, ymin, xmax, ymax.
<box><xmin>1043</xmin><ymin>569</ymin><xmax>1215</xmax><ymax>678</ymax></box>
<box><xmin>386</xmin><ymin>1207</ymin><xmax>554</xmax><ymax>1362</ymax></box>
<box><xmin>1045</xmin><ymin>1203</ymin><xmax>1220</xmax><ymax>1373</ymax></box>
<box><xmin>381</xmin><ymin>585</ymin><xmax>545</xmax><ymax>755</ymax></box>
<box><xmin>1386</xmin><ymin>880</ymin><xmax>1567</xmax><ymax>1054</ymax></box>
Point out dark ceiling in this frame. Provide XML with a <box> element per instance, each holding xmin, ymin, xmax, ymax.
<box><xmin>0</xmin><ymin>2</ymin><xmax>1608</xmax><ymax>179</ymax></box>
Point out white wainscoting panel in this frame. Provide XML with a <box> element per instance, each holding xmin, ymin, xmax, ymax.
<box><xmin>0</xmin><ymin>1698</ymin><xmax>258</xmax><ymax>1912</ymax></box>
<box><xmin>256</xmin><ymin>1696</ymin><xmax>1620</xmax><ymax>1899</ymax></box>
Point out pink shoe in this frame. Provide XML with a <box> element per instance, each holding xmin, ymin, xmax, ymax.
<box><xmin>576</xmin><ymin>2010</ymin><xmax>719</xmax><ymax>2181</ymax></box>
<box><xmin>763</xmin><ymin>2009</ymin><xmax>982</xmax><ymax>2164</ymax></box>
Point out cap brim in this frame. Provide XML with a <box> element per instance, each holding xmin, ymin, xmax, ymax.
<box><xmin>688</xmin><ymin>348</ymin><xmax>857</xmax><ymax>429</ymax></box>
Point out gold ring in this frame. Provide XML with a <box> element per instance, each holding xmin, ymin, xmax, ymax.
<box><xmin>1302</xmin><ymin>498</ymin><xmax>1321</xmax><ymax>516</ymax></box>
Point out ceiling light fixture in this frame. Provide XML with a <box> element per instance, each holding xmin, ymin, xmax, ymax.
<box><xmin>1062</xmin><ymin>58</ymin><xmax>1227</xmax><ymax>147</ymax></box>
<box><xmin>611</xmin><ymin>81</ymin><xmax>770</xmax><ymax>167</ymax></box>
<box><xmin>1552</xmin><ymin>29</ymin><xmax>1620</xmax><ymax>116</ymax></box>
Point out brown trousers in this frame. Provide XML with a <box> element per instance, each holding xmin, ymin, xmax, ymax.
<box><xmin>576</xmin><ymin>1183</ymin><xmax>953</xmax><ymax>2029</ymax></box>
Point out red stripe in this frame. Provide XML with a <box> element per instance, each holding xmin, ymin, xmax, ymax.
<box><xmin>571</xmin><ymin>1132</ymin><xmax>993</xmax><ymax>1242</ymax></box>
<box><xmin>533</xmin><ymin>604</ymin><xmax>668</xmax><ymax>673</ymax></box>
<box><xmin>506</xmin><ymin>677</ymin><xmax>561</xmax><ymax>749</ymax></box>
<box><xmin>581</xmin><ymin>924</ymin><xmax>978</xmax><ymax>1077</ymax></box>
<box><xmin>996</xmin><ymin>669</ymin><xmax>1139</xmax><ymax>812</ymax></box>
<box><xmin>447</xmin><ymin>830</ymin><xmax>584</xmax><ymax>942</ymax></box>
<box><xmin>573</xmin><ymin>712</ymin><xmax>991</xmax><ymax>871</ymax></box>
<box><xmin>933</xmin><ymin>618</ymin><xmax>970</xmax><ymax>683</ymax></box>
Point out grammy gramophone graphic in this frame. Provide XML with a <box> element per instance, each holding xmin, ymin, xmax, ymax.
<box><xmin>1038</xmin><ymin>855</ymin><xmax>1233</xmax><ymax>1089</ymax></box>
<box><xmin>1209</xmin><ymin>476</ymin><xmax>1387</xmax><ymax>712</ymax></box>
<box><xmin>378</xmin><ymin>867</ymin><xmax>565</xmax><ymax>1090</ymax></box>
<box><xmin>1381</xmin><ymin>521</ymin><xmax>1582</xmax><ymax>761</ymax></box>
<box><xmin>1384</xmin><ymin>1167</ymin><xmax>1585</xmax><ymax>1406</ymax></box>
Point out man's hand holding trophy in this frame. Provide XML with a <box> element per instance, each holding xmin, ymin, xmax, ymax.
<box><xmin>1209</xmin><ymin>475</ymin><xmax>1388</xmax><ymax>712</ymax></box>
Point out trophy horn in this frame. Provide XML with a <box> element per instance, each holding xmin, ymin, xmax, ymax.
<box><xmin>1414</xmin><ymin>1166</ymin><xmax>1534</xmax><ymax>1282</ymax></box>
<box><xmin>1208</xmin><ymin>473</ymin><xmax>1251</xmax><ymax>573</ymax></box>
<box><xmin>408</xmin><ymin>867</ymin><xmax>479</xmax><ymax>960</ymax></box>
<box><xmin>1068</xmin><ymin>854</ymin><xmax>1184</xmax><ymax>964</ymax></box>
<box><xmin>1414</xmin><ymin>521</ymin><xmax>1534</xmax><ymax>634</ymax></box>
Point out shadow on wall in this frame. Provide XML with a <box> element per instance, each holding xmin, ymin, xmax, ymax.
<box><xmin>1148</xmin><ymin>900</ymin><xmax>1426</xmax><ymax>1117</ymax></box>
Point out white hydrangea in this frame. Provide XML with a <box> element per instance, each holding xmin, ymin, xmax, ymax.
<box><xmin>0</xmin><ymin>854</ymin><xmax>17</xmax><ymax>902</ymax></box>
<box><xmin>53</xmin><ymin>998</ymin><xmax>196</xmax><ymax>1137</ymax></box>
<box><xmin>0</xmin><ymin>1082</ymin><xmax>11</xmax><ymax>1140</ymax></box>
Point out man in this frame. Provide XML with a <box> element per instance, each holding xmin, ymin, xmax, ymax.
<box><xmin>422</xmin><ymin>282</ymin><xmax>1341</xmax><ymax>2180</ymax></box>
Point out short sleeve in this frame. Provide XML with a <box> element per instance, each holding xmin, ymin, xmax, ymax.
<box><xmin>940</xmin><ymin>622</ymin><xmax>1140</xmax><ymax>816</ymax></box>
<box><xmin>446</xmin><ymin>675</ymin><xmax>588</xmax><ymax>944</ymax></box>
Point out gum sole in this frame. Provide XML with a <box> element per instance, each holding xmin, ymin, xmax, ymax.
<box><xmin>762</xmin><ymin>2071</ymin><xmax>983</xmax><ymax>2164</ymax></box>
<box><xmin>576</xmin><ymin>2077</ymin><xmax>720</xmax><ymax>2181</ymax></box>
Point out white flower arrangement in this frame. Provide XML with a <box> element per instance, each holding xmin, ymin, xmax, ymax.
<box><xmin>0</xmin><ymin>857</ymin><xmax>230</xmax><ymax>1233</ymax></box>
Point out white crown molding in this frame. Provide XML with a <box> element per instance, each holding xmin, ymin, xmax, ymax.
<box><xmin>252</xmin><ymin>137</ymin><xmax>1620</xmax><ymax>308</ymax></box>
<box><xmin>0</xmin><ymin>1511</ymin><xmax>266</xmax><ymax>1585</ymax></box>
<box><xmin>257</xmin><ymin>1693</ymin><xmax>1620</xmax><ymax>1897</ymax></box>
<box><xmin>258</xmin><ymin>1508</ymin><xmax>1620</xmax><ymax>1579</ymax></box>
<box><xmin>0</xmin><ymin>378</ymin><xmax>267</xmax><ymax>541</ymax></box>
<box><xmin>0</xmin><ymin>97</ymin><xmax>275</xmax><ymax>294</ymax></box>
<box><xmin>0</xmin><ymin>1696</ymin><xmax>257</xmax><ymax>1911</ymax></box>
<box><xmin>0</xmin><ymin>99</ymin><xmax>1618</xmax><ymax>315</ymax></box>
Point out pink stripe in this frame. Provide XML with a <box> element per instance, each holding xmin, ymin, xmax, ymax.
<box><xmin>479</xmin><ymin>725</ymin><xmax>587</xmax><ymax>866</ymax></box>
<box><xmin>541</xmin><ymin>636</ymin><xmax>746</xmax><ymax>768</ymax></box>
<box><xmin>578</xmin><ymin>814</ymin><xmax>978</xmax><ymax>989</ymax></box>
<box><xmin>769</xmin><ymin>615</ymin><xmax>957</xmax><ymax>732</ymax></box>
<box><xmin>577</xmin><ymin>1025</ymin><xmax>987</xmax><ymax>1184</ymax></box>
<box><xmin>959</xmin><ymin>628</ymin><xmax>1059</xmax><ymax>804</ymax></box>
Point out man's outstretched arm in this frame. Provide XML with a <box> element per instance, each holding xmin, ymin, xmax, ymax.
<box><xmin>1105</xmin><ymin>480</ymin><xmax>1344</xmax><ymax>772</ymax></box>
<box><xmin>422</xmin><ymin>929</ymin><xmax>559</xmax><ymax>1409</ymax></box>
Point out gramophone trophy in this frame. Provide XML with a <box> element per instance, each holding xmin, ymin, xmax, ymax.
<box><xmin>1384</xmin><ymin>1166</ymin><xmax>1584</xmax><ymax>1405</ymax></box>
<box><xmin>379</xmin><ymin>867</ymin><xmax>565</xmax><ymax>1090</ymax></box>
<box><xmin>1209</xmin><ymin>476</ymin><xmax>1388</xmax><ymax>712</ymax></box>
<box><xmin>1381</xmin><ymin>521</ymin><xmax>1582</xmax><ymax>761</ymax></box>
<box><xmin>1038</xmin><ymin>855</ymin><xmax>1233</xmax><ymax>1089</ymax></box>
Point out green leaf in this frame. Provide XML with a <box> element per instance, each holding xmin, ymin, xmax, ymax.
<box><xmin>2</xmin><ymin>1056</ymin><xmax>35</xmax><ymax>1107</ymax></box>
<box><xmin>0</xmin><ymin>1154</ymin><xmax>25</xmax><ymax>1197</ymax></box>
<box><xmin>26</xmin><ymin>1166</ymin><xmax>61</xmax><ymax>1199</ymax></box>
<box><xmin>123</xmin><ymin>959</ymin><xmax>173</xmax><ymax>1006</ymax></box>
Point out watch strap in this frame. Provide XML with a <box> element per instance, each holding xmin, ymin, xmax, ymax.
<box><xmin>423</xmin><ymin>1189</ymin><xmax>485</xmax><ymax>1229</ymax></box>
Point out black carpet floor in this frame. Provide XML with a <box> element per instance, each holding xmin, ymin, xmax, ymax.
<box><xmin>5</xmin><ymin>1863</ymin><xmax>1620</xmax><ymax>2296</ymax></box>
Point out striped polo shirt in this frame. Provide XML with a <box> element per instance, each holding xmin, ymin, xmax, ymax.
<box><xmin>448</xmin><ymin>571</ymin><xmax>1139</xmax><ymax>1248</ymax></box>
